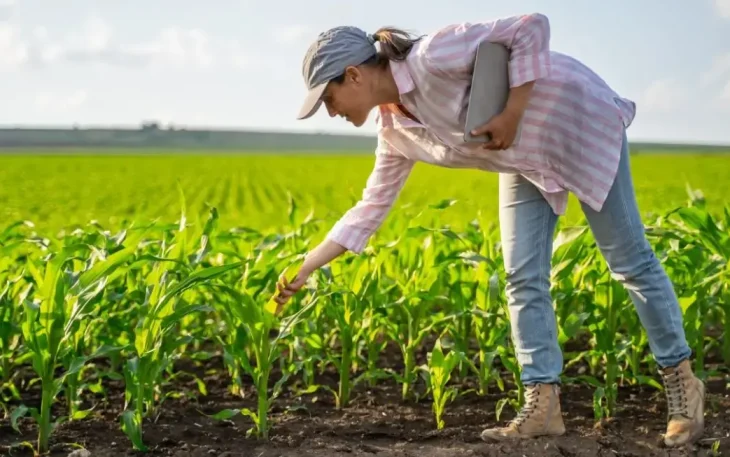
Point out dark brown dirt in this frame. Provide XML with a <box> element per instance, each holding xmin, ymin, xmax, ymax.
<box><xmin>1</xmin><ymin>349</ymin><xmax>728</xmax><ymax>457</ymax></box>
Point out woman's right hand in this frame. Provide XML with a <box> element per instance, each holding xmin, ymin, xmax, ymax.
<box><xmin>274</xmin><ymin>269</ymin><xmax>310</xmax><ymax>313</ymax></box>
<box><xmin>273</xmin><ymin>238</ymin><xmax>348</xmax><ymax>313</ymax></box>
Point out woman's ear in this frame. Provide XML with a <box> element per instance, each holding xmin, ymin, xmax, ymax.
<box><xmin>344</xmin><ymin>66</ymin><xmax>362</xmax><ymax>84</ymax></box>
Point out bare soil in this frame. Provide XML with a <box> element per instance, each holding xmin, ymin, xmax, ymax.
<box><xmin>1</xmin><ymin>347</ymin><xmax>728</xmax><ymax>457</ymax></box>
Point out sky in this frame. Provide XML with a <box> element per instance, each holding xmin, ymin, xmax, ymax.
<box><xmin>1</xmin><ymin>0</ymin><xmax>730</xmax><ymax>145</ymax></box>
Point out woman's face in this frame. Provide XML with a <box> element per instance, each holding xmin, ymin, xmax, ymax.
<box><xmin>320</xmin><ymin>66</ymin><xmax>375</xmax><ymax>127</ymax></box>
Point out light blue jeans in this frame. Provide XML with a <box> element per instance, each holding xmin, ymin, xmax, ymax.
<box><xmin>498</xmin><ymin>130</ymin><xmax>692</xmax><ymax>385</ymax></box>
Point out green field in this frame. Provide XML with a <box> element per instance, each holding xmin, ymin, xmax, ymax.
<box><xmin>2</xmin><ymin>151</ymin><xmax>730</xmax><ymax>234</ymax></box>
<box><xmin>1</xmin><ymin>150</ymin><xmax>729</xmax><ymax>455</ymax></box>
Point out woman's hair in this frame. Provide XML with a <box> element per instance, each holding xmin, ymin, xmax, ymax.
<box><xmin>330</xmin><ymin>27</ymin><xmax>422</xmax><ymax>83</ymax></box>
<box><xmin>372</xmin><ymin>26</ymin><xmax>423</xmax><ymax>62</ymax></box>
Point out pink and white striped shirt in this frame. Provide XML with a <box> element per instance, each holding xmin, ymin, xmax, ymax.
<box><xmin>327</xmin><ymin>13</ymin><xmax>637</xmax><ymax>254</ymax></box>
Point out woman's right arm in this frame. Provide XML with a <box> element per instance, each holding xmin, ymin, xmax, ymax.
<box><xmin>322</xmin><ymin>145</ymin><xmax>415</xmax><ymax>255</ymax></box>
<box><xmin>275</xmin><ymin>144</ymin><xmax>415</xmax><ymax>305</ymax></box>
<box><xmin>299</xmin><ymin>238</ymin><xmax>348</xmax><ymax>276</ymax></box>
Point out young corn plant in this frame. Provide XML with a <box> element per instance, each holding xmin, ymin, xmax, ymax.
<box><xmin>460</xmin><ymin>234</ymin><xmax>510</xmax><ymax>395</ymax></box>
<box><xmin>121</xmin><ymin>203</ymin><xmax>242</xmax><ymax>451</ymax></box>
<box><xmin>578</xmin><ymin>258</ymin><xmax>631</xmax><ymax>422</ymax></box>
<box><xmin>0</xmin><ymin>272</ymin><xmax>30</xmax><ymax>405</ymax></box>
<box><xmin>121</xmin><ymin>258</ymin><xmax>240</xmax><ymax>450</ymax></box>
<box><xmin>419</xmin><ymin>339</ymin><xmax>464</xmax><ymax>430</ymax></box>
<box><xmin>20</xmin><ymin>229</ymin><xmax>145</xmax><ymax>455</ymax></box>
<box><xmin>1</xmin><ymin>222</ymin><xmax>36</xmax><ymax>405</ymax></box>
<box><xmin>357</xmin><ymin>303</ymin><xmax>391</xmax><ymax>388</ymax></box>
<box><xmin>279</xmin><ymin>283</ymin><xmax>329</xmax><ymax>393</ymax></box>
<box><xmin>494</xmin><ymin>344</ymin><xmax>525</xmax><ymax>421</ymax></box>
<box><xmin>314</xmin><ymin>255</ymin><xmax>378</xmax><ymax>409</ymax></box>
<box><xmin>550</xmin><ymin>226</ymin><xmax>599</xmax><ymax>379</ymax></box>
<box><xmin>211</xmin><ymin>259</ymin><xmax>319</xmax><ymax>439</ymax></box>
<box><xmin>384</xmin><ymin>230</ymin><xmax>451</xmax><ymax>401</ymax></box>
<box><xmin>672</xmin><ymin>206</ymin><xmax>730</xmax><ymax>370</ymax></box>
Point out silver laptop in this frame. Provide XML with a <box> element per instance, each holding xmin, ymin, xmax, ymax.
<box><xmin>463</xmin><ymin>41</ymin><xmax>519</xmax><ymax>143</ymax></box>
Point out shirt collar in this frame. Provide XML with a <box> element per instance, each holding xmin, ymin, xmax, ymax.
<box><xmin>389</xmin><ymin>60</ymin><xmax>416</xmax><ymax>96</ymax></box>
<box><xmin>375</xmin><ymin>60</ymin><xmax>421</xmax><ymax>132</ymax></box>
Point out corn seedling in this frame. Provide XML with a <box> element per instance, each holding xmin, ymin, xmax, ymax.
<box><xmin>20</xmin><ymin>227</ymin><xmax>145</xmax><ymax>454</ymax></box>
<box><xmin>419</xmin><ymin>339</ymin><xmax>465</xmax><ymax>429</ymax></box>
<box><xmin>121</xmin><ymin>202</ymin><xmax>241</xmax><ymax>451</ymax></box>
<box><xmin>211</xmin><ymin>253</ymin><xmax>318</xmax><ymax>439</ymax></box>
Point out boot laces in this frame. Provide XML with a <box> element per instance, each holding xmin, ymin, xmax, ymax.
<box><xmin>511</xmin><ymin>385</ymin><xmax>541</xmax><ymax>426</ymax></box>
<box><xmin>662</xmin><ymin>367</ymin><xmax>688</xmax><ymax>418</ymax></box>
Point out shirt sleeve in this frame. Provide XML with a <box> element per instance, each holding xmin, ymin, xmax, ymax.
<box><xmin>326</xmin><ymin>142</ymin><xmax>415</xmax><ymax>254</ymax></box>
<box><xmin>422</xmin><ymin>13</ymin><xmax>551</xmax><ymax>87</ymax></box>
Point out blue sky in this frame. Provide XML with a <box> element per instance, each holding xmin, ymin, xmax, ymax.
<box><xmin>1</xmin><ymin>0</ymin><xmax>729</xmax><ymax>144</ymax></box>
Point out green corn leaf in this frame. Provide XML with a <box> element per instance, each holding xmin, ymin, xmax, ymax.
<box><xmin>157</xmin><ymin>262</ymin><xmax>242</xmax><ymax>309</ymax></box>
<box><xmin>160</xmin><ymin>304</ymin><xmax>213</xmax><ymax>334</ymax></box>
<box><xmin>10</xmin><ymin>405</ymin><xmax>28</xmax><ymax>433</ymax></box>
<box><xmin>429</xmin><ymin>199</ymin><xmax>457</xmax><ymax>210</ymax></box>
<box><xmin>121</xmin><ymin>410</ymin><xmax>147</xmax><ymax>451</ymax></box>
<box><xmin>71</xmin><ymin>239</ymin><xmax>140</xmax><ymax>295</ymax></box>
<box><xmin>207</xmin><ymin>408</ymin><xmax>241</xmax><ymax>420</ymax></box>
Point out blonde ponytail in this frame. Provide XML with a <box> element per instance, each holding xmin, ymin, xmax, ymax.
<box><xmin>372</xmin><ymin>27</ymin><xmax>422</xmax><ymax>62</ymax></box>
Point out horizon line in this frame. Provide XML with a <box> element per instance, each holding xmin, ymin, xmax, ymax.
<box><xmin>0</xmin><ymin>123</ymin><xmax>729</xmax><ymax>148</ymax></box>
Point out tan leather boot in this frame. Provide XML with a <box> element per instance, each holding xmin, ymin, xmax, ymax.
<box><xmin>661</xmin><ymin>359</ymin><xmax>705</xmax><ymax>447</ymax></box>
<box><xmin>480</xmin><ymin>383</ymin><xmax>566</xmax><ymax>441</ymax></box>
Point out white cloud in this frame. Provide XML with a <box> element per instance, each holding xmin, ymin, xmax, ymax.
<box><xmin>701</xmin><ymin>53</ymin><xmax>730</xmax><ymax>86</ymax></box>
<box><xmin>35</xmin><ymin>90</ymin><xmax>88</xmax><ymax>110</ymax></box>
<box><xmin>85</xmin><ymin>26</ymin><xmax>215</xmax><ymax>68</ymax></box>
<box><xmin>273</xmin><ymin>25</ymin><xmax>313</xmax><ymax>44</ymax></box>
<box><xmin>0</xmin><ymin>0</ymin><xmax>15</xmax><ymax>21</ymax></box>
<box><xmin>53</xmin><ymin>17</ymin><xmax>214</xmax><ymax>68</ymax></box>
<box><xmin>639</xmin><ymin>78</ymin><xmax>689</xmax><ymax>112</ymax></box>
<box><xmin>715</xmin><ymin>0</ymin><xmax>730</xmax><ymax>18</ymax></box>
<box><xmin>0</xmin><ymin>16</ymin><xmax>248</xmax><ymax>70</ymax></box>
<box><xmin>84</xmin><ymin>15</ymin><xmax>113</xmax><ymax>52</ymax></box>
<box><xmin>721</xmin><ymin>80</ymin><xmax>730</xmax><ymax>103</ymax></box>
<box><xmin>0</xmin><ymin>24</ymin><xmax>28</xmax><ymax>69</ymax></box>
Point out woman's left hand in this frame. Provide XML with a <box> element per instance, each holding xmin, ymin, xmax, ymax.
<box><xmin>470</xmin><ymin>108</ymin><xmax>521</xmax><ymax>150</ymax></box>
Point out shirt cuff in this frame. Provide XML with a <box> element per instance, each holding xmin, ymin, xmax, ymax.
<box><xmin>326</xmin><ymin>219</ymin><xmax>372</xmax><ymax>254</ymax></box>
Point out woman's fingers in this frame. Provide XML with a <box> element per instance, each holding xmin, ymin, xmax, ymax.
<box><xmin>274</xmin><ymin>274</ymin><xmax>302</xmax><ymax>305</ymax></box>
<box><xmin>274</xmin><ymin>270</ymin><xmax>309</xmax><ymax>309</ymax></box>
<box><xmin>482</xmin><ymin>138</ymin><xmax>502</xmax><ymax>150</ymax></box>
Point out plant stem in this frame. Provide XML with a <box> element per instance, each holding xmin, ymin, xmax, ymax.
<box><xmin>66</xmin><ymin>372</ymin><xmax>79</xmax><ymax>418</ymax></box>
<box><xmin>478</xmin><ymin>349</ymin><xmax>488</xmax><ymax>396</ymax></box>
<box><xmin>38</xmin><ymin>375</ymin><xmax>54</xmax><ymax>454</ymax></box>
<box><xmin>402</xmin><ymin>344</ymin><xmax>415</xmax><ymax>401</ymax></box>
<box><xmin>605</xmin><ymin>351</ymin><xmax>618</xmax><ymax>417</ymax></box>
<box><xmin>338</xmin><ymin>330</ymin><xmax>352</xmax><ymax>409</ymax></box>
<box><xmin>367</xmin><ymin>340</ymin><xmax>378</xmax><ymax>387</ymax></box>
<box><xmin>258</xmin><ymin>366</ymin><xmax>270</xmax><ymax>439</ymax></box>
<box><xmin>722</xmin><ymin>300</ymin><xmax>730</xmax><ymax>366</ymax></box>
<box><xmin>304</xmin><ymin>358</ymin><xmax>314</xmax><ymax>387</ymax></box>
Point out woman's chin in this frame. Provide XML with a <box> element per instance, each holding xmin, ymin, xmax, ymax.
<box><xmin>348</xmin><ymin>114</ymin><xmax>367</xmax><ymax>127</ymax></box>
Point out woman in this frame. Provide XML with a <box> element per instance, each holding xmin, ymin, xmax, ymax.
<box><xmin>275</xmin><ymin>13</ymin><xmax>704</xmax><ymax>447</ymax></box>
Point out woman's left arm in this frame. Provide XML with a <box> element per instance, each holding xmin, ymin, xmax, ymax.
<box><xmin>423</xmin><ymin>13</ymin><xmax>550</xmax><ymax>148</ymax></box>
<box><xmin>423</xmin><ymin>12</ymin><xmax>552</xmax><ymax>88</ymax></box>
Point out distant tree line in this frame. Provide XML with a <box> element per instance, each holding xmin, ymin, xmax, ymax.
<box><xmin>0</xmin><ymin>122</ymin><xmax>378</xmax><ymax>151</ymax></box>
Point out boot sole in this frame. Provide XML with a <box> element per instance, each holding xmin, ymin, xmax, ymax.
<box><xmin>480</xmin><ymin>428</ymin><xmax>566</xmax><ymax>442</ymax></box>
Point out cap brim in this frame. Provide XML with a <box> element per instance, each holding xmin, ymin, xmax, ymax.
<box><xmin>297</xmin><ymin>82</ymin><xmax>327</xmax><ymax>120</ymax></box>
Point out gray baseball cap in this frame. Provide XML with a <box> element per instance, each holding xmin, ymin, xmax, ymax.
<box><xmin>297</xmin><ymin>26</ymin><xmax>377</xmax><ymax>120</ymax></box>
